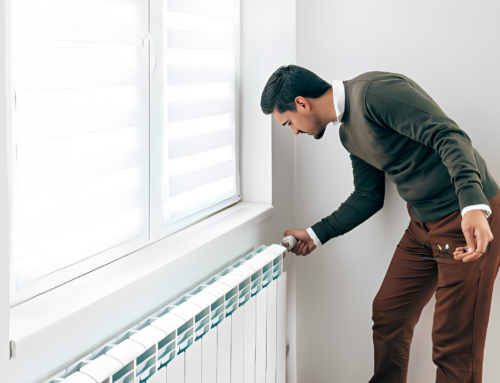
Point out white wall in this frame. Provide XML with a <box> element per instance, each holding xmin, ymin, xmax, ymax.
<box><xmin>241</xmin><ymin>0</ymin><xmax>297</xmax><ymax>380</ymax></box>
<box><xmin>295</xmin><ymin>0</ymin><xmax>500</xmax><ymax>382</ymax></box>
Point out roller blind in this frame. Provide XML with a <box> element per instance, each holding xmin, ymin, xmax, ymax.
<box><xmin>162</xmin><ymin>0</ymin><xmax>239</xmax><ymax>226</ymax></box>
<box><xmin>10</xmin><ymin>0</ymin><xmax>241</xmax><ymax>303</ymax></box>
<box><xmin>11</xmin><ymin>0</ymin><xmax>150</xmax><ymax>296</ymax></box>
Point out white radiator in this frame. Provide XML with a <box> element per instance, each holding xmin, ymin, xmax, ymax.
<box><xmin>45</xmin><ymin>244</ymin><xmax>287</xmax><ymax>383</ymax></box>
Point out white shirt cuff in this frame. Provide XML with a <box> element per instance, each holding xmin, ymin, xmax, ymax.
<box><xmin>461</xmin><ymin>204</ymin><xmax>492</xmax><ymax>218</ymax></box>
<box><xmin>306</xmin><ymin>227</ymin><xmax>322</xmax><ymax>247</ymax></box>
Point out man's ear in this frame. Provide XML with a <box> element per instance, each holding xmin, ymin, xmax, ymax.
<box><xmin>295</xmin><ymin>96</ymin><xmax>310</xmax><ymax>112</ymax></box>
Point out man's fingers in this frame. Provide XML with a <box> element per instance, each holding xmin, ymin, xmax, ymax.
<box><xmin>463</xmin><ymin>233</ymin><xmax>489</xmax><ymax>262</ymax></box>
<box><xmin>462</xmin><ymin>226</ymin><xmax>476</xmax><ymax>255</ymax></box>
<box><xmin>302</xmin><ymin>243</ymin><xmax>310</xmax><ymax>256</ymax></box>
<box><xmin>462</xmin><ymin>252</ymin><xmax>484</xmax><ymax>262</ymax></box>
<box><xmin>291</xmin><ymin>240</ymin><xmax>301</xmax><ymax>255</ymax></box>
<box><xmin>455</xmin><ymin>246</ymin><xmax>474</xmax><ymax>261</ymax></box>
<box><xmin>285</xmin><ymin>230</ymin><xmax>316</xmax><ymax>257</ymax></box>
<box><xmin>487</xmin><ymin>226</ymin><xmax>494</xmax><ymax>242</ymax></box>
<box><xmin>475</xmin><ymin>235</ymin><xmax>489</xmax><ymax>254</ymax></box>
<box><xmin>453</xmin><ymin>247</ymin><xmax>469</xmax><ymax>257</ymax></box>
<box><xmin>300</xmin><ymin>241</ymin><xmax>306</xmax><ymax>255</ymax></box>
<box><xmin>455</xmin><ymin>243</ymin><xmax>488</xmax><ymax>263</ymax></box>
<box><xmin>294</xmin><ymin>240</ymin><xmax>305</xmax><ymax>256</ymax></box>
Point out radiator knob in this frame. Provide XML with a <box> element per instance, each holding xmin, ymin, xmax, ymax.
<box><xmin>280</xmin><ymin>236</ymin><xmax>297</xmax><ymax>252</ymax></box>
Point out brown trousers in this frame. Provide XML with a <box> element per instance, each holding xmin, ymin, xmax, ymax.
<box><xmin>369</xmin><ymin>189</ymin><xmax>500</xmax><ymax>383</ymax></box>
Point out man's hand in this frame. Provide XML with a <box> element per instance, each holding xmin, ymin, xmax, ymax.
<box><xmin>284</xmin><ymin>229</ymin><xmax>317</xmax><ymax>256</ymax></box>
<box><xmin>454</xmin><ymin>210</ymin><xmax>493</xmax><ymax>263</ymax></box>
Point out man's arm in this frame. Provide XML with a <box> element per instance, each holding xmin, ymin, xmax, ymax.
<box><xmin>310</xmin><ymin>153</ymin><xmax>385</xmax><ymax>245</ymax></box>
<box><xmin>365</xmin><ymin>76</ymin><xmax>493</xmax><ymax>262</ymax></box>
<box><xmin>364</xmin><ymin>76</ymin><xmax>491</xmax><ymax>213</ymax></box>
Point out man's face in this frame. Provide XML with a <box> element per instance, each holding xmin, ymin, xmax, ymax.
<box><xmin>272</xmin><ymin>98</ymin><xmax>327</xmax><ymax>139</ymax></box>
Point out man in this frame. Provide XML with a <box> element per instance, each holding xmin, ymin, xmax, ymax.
<box><xmin>261</xmin><ymin>65</ymin><xmax>500</xmax><ymax>383</ymax></box>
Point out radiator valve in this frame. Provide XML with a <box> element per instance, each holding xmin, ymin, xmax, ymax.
<box><xmin>281</xmin><ymin>236</ymin><xmax>297</xmax><ymax>252</ymax></box>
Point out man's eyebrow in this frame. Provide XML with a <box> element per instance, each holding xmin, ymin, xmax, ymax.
<box><xmin>282</xmin><ymin>121</ymin><xmax>289</xmax><ymax>126</ymax></box>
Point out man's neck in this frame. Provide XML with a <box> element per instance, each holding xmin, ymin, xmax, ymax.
<box><xmin>320</xmin><ymin>86</ymin><xmax>338</xmax><ymax>125</ymax></box>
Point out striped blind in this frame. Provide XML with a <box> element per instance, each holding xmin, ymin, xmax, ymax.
<box><xmin>10</xmin><ymin>0</ymin><xmax>240</xmax><ymax>302</ymax></box>
<box><xmin>162</xmin><ymin>0</ymin><xmax>239</xmax><ymax>226</ymax></box>
<box><xmin>11</xmin><ymin>0</ymin><xmax>150</xmax><ymax>296</ymax></box>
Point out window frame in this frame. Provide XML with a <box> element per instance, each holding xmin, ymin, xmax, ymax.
<box><xmin>7</xmin><ymin>0</ymin><xmax>242</xmax><ymax>306</ymax></box>
<box><xmin>149</xmin><ymin>0</ymin><xmax>242</xmax><ymax>243</ymax></box>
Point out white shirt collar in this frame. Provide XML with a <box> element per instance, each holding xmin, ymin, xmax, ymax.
<box><xmin>331</xmin><ymin>79</ymin><xmax>345</xmax><ymax>128</ymax></box>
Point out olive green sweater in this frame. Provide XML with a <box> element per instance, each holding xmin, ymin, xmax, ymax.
<box><xmin>311</xmin><ymin>71</ymin><xmax>499</xmax><ymax>245</ymax></box>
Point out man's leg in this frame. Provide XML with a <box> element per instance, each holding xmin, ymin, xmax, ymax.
<box><xmin>430</xmin><ymin>190</ymin><xmax>500</xmax><ymax>383</ymax></box>
<box><xmin>369</xmin><ymin>210</ymin><xmax>438</xmax><ymax>383</ymax></box>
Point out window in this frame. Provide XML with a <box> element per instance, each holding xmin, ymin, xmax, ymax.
<box><xmin>151</xmin><ymin>0</ymin><xmax>240</xmax><ymax>240</ymax></box>
<box><xmin>9</xmin><ymin>0</ymin><xmax>240</xmax><ymax>305</ymax></box>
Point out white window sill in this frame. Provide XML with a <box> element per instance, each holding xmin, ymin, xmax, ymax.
<box><xmin>10</xmin><ymin>201</ymin><xmax>273</xmax><ymax>353</ymax></box>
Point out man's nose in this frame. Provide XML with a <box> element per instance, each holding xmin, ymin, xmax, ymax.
<box><xmin>290</xmin><ymin>126</ymin><xmax>299</xmax><ymax>135</ymax></box>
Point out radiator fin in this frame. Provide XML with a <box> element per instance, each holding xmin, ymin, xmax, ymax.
<box><xmin>47</xmin><ymin>244</ymin><xmax>287</xmax><ymax>383</ymax></box>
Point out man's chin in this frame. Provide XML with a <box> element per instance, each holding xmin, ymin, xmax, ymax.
<box><xmin>314</xmin><ymin>127</ymin><xmax>327</xmax><ymax>140</ymax></box>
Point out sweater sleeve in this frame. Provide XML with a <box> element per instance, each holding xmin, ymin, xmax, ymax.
<box><xmin>311</xmin><ymin>154</ymin><xmax>385</xmax><ymax>244</ymax></box>
<box><xmin>364</xmin><ymin>76</ymin><xmax>490</xmax><ymax>212</ymax></box>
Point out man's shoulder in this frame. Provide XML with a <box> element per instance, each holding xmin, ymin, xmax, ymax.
<box><xmin>347</xmin><ymin>70</ymin><xmax>407</xmax><ymax>83</ymax></box>
<box><xmin>344</xmin><ymin>72</ymin><xmax>405</xmax><ymax>104</ymax></box>
<box><xmin>348</xmin><ymin>71</ymin><xmax>425</xmax><ymax>109</ymax></box>
<box><xmin>347</xmin><ymin>71</ymin><xmax>412</xmax><ymax>94</ymax></box>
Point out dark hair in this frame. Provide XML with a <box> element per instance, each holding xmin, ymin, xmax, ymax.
<box><xmin>260</xmin><ymin>64</ymin><xmax>331</xmax><ymax>115</ymax></box>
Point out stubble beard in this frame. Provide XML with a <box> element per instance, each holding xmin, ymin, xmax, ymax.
<box><xmin>314</xmin><ymin>127</ymin><xmax>327</xmax><ymax>140</ymax></box>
